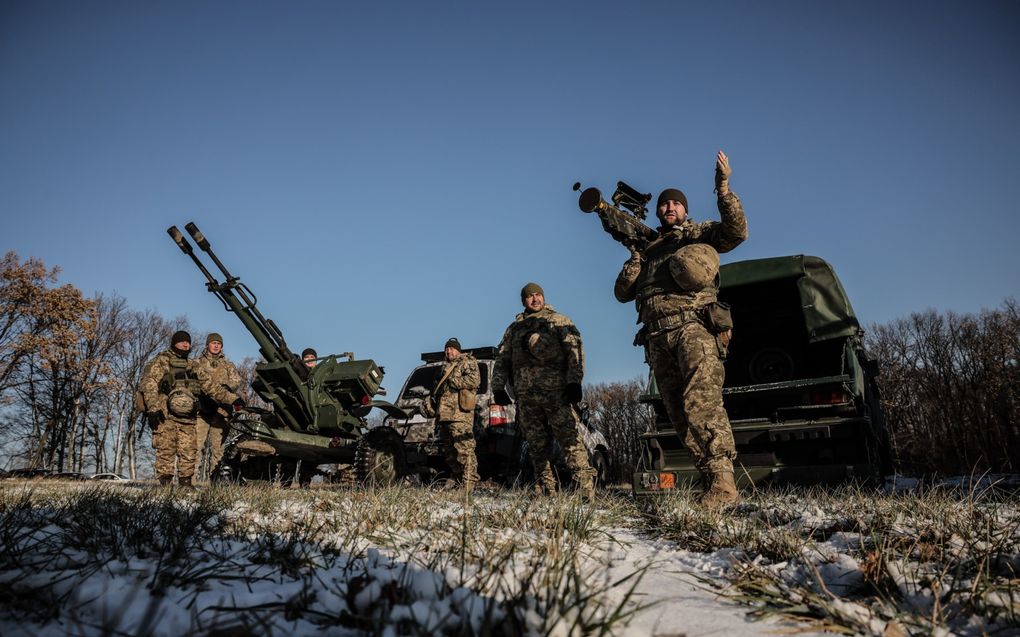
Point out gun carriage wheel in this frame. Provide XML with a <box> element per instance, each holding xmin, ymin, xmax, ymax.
<box><xmin>355</xmin><ymin>427</ymin><xmax>409</xmax><ymax>486</ymax></box>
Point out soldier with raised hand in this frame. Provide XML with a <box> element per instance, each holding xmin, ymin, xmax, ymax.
<box><xmin>614</xmin><ymin>150</ymin><xmax>748</xmax><ymax>507</ymax></box>
<box><xmin>492</xmin><ymin>283</ymin><xmax>595</xmax><ymax>500</ymax></box>
<box><xmin>430</xmin><ymin>337</ymin><xmax>481</xmax><ymax>493</ymax></box>
<box><xmin>193</xmin><ymin>332</ymin><xmax>243</xmax><ymax>480</ymax></box>
<box><xmin>139</xmin><ymin>330</ymin><xmax>244</xmax><ymax>488</ymax></box>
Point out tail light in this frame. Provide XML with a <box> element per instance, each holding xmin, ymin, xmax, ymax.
<box><xmin>489</xmin><ymin>404</ymin><xmax>509</xmax><ymax>426</ymax></box>
<box><xmin>361</xmin><ymin>395</ymin><xmax>371</xmax><ymax>406</ymax></box>
<box><xmin>809</xmin><ymin>388</ymin><xmax>849</xmax><ymax>405</ymax></box>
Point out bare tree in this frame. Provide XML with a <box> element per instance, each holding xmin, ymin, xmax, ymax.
<box><xmin>868</xmin><ymin>298</ymin><xmax>1020</xmax><ymax>475</ymax></box>
<box><xmin>583</xmin><ymin>377</ymin><xmax>655</xmax><ymax>484</ymax></box>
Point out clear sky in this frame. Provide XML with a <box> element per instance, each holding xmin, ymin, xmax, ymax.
<box><xmin>2</xmin><ymin>0</ymin><xmax>1018</xmax><ymax>391</ymax></box>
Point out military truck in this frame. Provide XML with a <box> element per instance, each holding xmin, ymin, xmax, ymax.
<box><xmin>633</xmin><ymin>255</ymin><xmax>891</xmax><ymax>494</ymax></box>
<box><xmin>383</xmin><ymin>346</ymin><xmax>611</xmax><ymax>487</ymax></box>
<box><xmin>168</xmin><ymin>223</ymin><xmax>409</xmax><ymax>486</ymax></box>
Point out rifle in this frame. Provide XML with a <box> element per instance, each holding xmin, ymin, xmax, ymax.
<box><xmin>572</xmin><ymin>181</ymin><xmax>658</xmax><ymax>251</ymax></box>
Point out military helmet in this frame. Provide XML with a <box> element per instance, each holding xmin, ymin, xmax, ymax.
<box><xmin>669</xmin><ymin>243</ymin><xmax>720</xmax><ymax>291</ymax></box>
<box><xmin>167</xmin><ymin>387</ymin><xmax>197</xmax><ymax>417</ymax></box>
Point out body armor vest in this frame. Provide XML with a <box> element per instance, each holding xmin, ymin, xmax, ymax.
<box><xmin>161</xmin><ymin>356</ymin><xmax>201</xmax><ymax>418</ymax></box>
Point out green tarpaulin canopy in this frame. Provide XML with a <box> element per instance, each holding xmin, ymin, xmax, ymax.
<box><xmin>721</xmin><ymin>255</ymin><xmax>861</xmax><ymax>343</ymax></box>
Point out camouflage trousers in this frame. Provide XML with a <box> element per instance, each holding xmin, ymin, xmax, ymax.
<box><xmin>437</xmin><ymin>420</ymin><xmax>479</xmax><ymax>485</ymax></box>
<box><xmin>153</xmin><ymin>418</ymin><xmax>198</xmax><ymax>480</ymax></box>
<box><xmin>647</xmin><ymin>320</ymin><xmax>737</xmax><ymax>475</ymax></box>
<box><xmin>195</xmin><ymin>412</ymin><xmax>228</xmax><ymax>475</ymax></box>
<box><xmin>516</xmin><ymin>393</ymin><xmax>594</xmax><ymax>492</ymax></box>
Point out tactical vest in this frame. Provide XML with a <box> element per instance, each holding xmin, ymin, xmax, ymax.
<box><xmin>513</xmin><ymin>312</ymin><xmax>564</xmax><ymax>370</ymax></box>
<box><xmin>635</xmin><ymin>230</ymin><xmax>688</xmax><ymax>302</ymax></box>
<box><xmin>161</xmin><ymin>356</ymin><xmax>201</xmax><ymax>418</ymax></box>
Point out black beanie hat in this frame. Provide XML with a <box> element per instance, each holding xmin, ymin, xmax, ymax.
<box><xmin>171</xmin><ymin>330</ymin><xmax>191</xmax><ymax>346</ymax></box>
<box><xmin>656</xmin><ymin>188</ymin><xmax>688</xmax><ymax>213</ymax></box>
<box><xmin>301</xmin><ymin>348</ymin><xmax>317</xmax><ymax>359</ymax></box>
<box><xmin>444</xmin><ymin>337</ymin><xmax>462</xmax><ymax>351</ymax></box>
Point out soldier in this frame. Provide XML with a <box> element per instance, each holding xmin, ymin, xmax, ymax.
<box><xmin>193</xmin><ymin>332</ymin><xmax>243</xmax><ymax>480</ymax></box>
<box><xmin>302</xmin><ymin>348</ymin><xmax>318</xmax><ymax>368</ymax></box>
<box><xmin>492</xmin><ymin>283</ymin><xmax>595</xmax><ymax>500</ymax></box>
<box><xmin>614</xmin><ymin>150</ymin><xmax>748</xmax><ymax>507</ymax></box>
<box><xmin>430</xmin><ymin>337</ymin><xmax>480</xmax><ymax>493</ymax></box>
<box><xmin>139</xmin><ymin>330</ymin><xmax>243</xmax><ymax>487</ymax></box>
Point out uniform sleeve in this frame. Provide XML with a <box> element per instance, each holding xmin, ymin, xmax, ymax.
<box><xmin>225</xmin><ymin>360</ymin><xmax>244</xmax><ymax>392</ymax></box>
<box><xmin>614</xmin><ymin>257</ymin><xmax>641</xmax><ymax>303</ymax></box>
<box><xmin>491</xmin><ymin>324</ymin><xmax>515</xmax><ymax>390</ymax></box>
<box><xmin>139</xmin><ymin>356</ymin><xmax>166</xmax><ymax>415</ymax></box>
<box><xmin>700</xmin><ymin>191</ymin><xmax>748</xmax><ymax>254</ymax></box>
<box><xmin>450</xmin><ymin>357</ymin><xmax>481</xmax><ymax>392</ymax></box>
<box><xmin>198</xmin><ymin>364</ymin><xmax>239</xmax><ymax>405</ymax></box>
<box><xmin>559</xmin><ymin>318</ymin><xmax>585</xmax><ymax>385</ymax></box>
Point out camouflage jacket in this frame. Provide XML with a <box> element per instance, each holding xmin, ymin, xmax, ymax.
<box><xmin>193</xmin><ymin>350</ymin><xmax>243</xmax><ymax>417</ymax></box>
<box><xmin>435</xmin><ymin>354</ymin><xmax>481</xmax><ymax>423</ymax></box>
<box><xmin>492</xmin><ymin>305</ymin><xmax>584</xmax><ymax>393</ymax></box>
<box><xmin>615</xmin><ymin>191</ymin><xmax>747</xmax><ymax>325</ymax></box>
<box><xmin>139</xmin><ymin>348</ymin><xmax>240</xmax><ymax>423</ymax></box>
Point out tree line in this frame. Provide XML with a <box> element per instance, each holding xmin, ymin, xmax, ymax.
<box><xmin>0</xmin><ymin>252</ymin><xmax>260</xmax><ymax>478</ymax></box>
<box><xmin>2</xmin><ymin>251</ymin><xmax>1017</xmax><ymax>480</ymax></box>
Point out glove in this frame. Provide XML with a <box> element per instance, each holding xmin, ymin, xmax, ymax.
<box><xmin>492</xmin><ymin>389</ymin><xmax>512</xmax><ymax>406</ymax></box>
<box><xmin>565</xmin><ymin>383</ymin><xmax>583</xmax><ymax>404</ymax></box>
<box><xmin>231</xmin><ymin>397</ymin><xmax>247</xmax><ymax>412</ymax></box>
<box><xmin>714</xmin><ymin>150</ymin><xmax>732</xmax><ymax>196</ymax></box>
<box><xmin>147</xmin><ymin>411</ymin><xmax>165</xmax><ymax>431</ymax></box>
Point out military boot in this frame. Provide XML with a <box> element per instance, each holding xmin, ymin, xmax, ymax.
<box><xmin>699</xmin><ymin>471</ymin><xmax>739</xmax><ymax>508</ymax></box>
<box><xmin>178</xmin><ymin>476</ymin><xmax>196</xmax><ymax>491</ymax></box>
<box><xmin>158</xmin><ymin>475</ymin><xmax>173</xmax><ymax>487</ymax></box>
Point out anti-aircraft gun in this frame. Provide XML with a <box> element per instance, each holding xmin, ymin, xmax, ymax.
<box><xmin>168</xmin><ymin>223</ymin><xmax>410</xmax><ymax>485</ymax></box>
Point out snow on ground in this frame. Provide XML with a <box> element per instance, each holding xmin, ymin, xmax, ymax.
<box><xmin>603</xmin><ymin>529</ymin><xmax>829</xmax><ymax>637</ymax></box>
<box><xmin>0</xmin><ymin>484</ymin><xmax>833</xmax><ymax>637</ymax></box>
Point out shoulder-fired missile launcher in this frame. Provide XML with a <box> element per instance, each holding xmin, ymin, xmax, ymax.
<box><xmin>168</xmin><ymin>223</ymin><xmax>409</xmax><ymax>485</ymax></box>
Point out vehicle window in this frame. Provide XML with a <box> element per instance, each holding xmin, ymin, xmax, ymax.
<box><xmin>400</xmin><ymin>366</ymin><xmax>442</xmax><ymax>399</ymax></box>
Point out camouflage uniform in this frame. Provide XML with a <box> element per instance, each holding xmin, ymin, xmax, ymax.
<box><xmin>615</xmin><ymin>191</ymin><xmax>747</xmax><ymax>478</ymax></box>
<box><xmin>139</xmin><ymin>348</ymin><xmax>240</xmax><ymax>483</ymax></box>
<box><xmin>492</xmin><ymin>305</ymin><xmax>595</xmax><ymax>493</ymax></box>
<box><xmin>193</xmin><ymin>348</ymin><xmax>243</xmax><ymax>475</ymax></box>
<box><xmin>434</xmin><ymin>353</ymin><xmax>481</xmax><ymax>487</ymax></box>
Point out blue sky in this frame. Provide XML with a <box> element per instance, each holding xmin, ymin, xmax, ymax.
<box><xmin>2</xmin><ymin>0</ymin><xmax>1018</xmax><ymax>390</ymax></box>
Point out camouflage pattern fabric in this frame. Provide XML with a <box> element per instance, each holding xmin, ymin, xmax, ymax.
<box><xmin>195</xmin><ymin>413</ymin><xmax>228</xmax><ymax>474</ymax></box>
<box><xmin>435</xmin><ymin>354</ymin><xmax>481</xmax><ymax>484</ymax></box>
<box><xmin>153</xmin><ymin>418</ymin><xmax>199</xmax><ymax>479</ymax></box>
<box><xmin>193</xmin><ymin>350</ymin><xmax>243</xmax><ymax>470</ymax></box>
<box><xmin>493</xmin><ymin>305</ymin><xmax>594</xmax><ymax>491</ymax></box>
<box><xmin>615</xmin><ymin>191</ymin><xmax>747</xmax><ymax>323</ymax></box>
<box><xmin>517</xmin><ymin>396</ymin><xmax>593</xmax><ymax>492</ymax></box>
<box><xmin>615</xmin><ymin>190</ymin><xmax>747</xmax><ymax>477</ymax></box>
<box><xmin>139</xmin><ymin>348</ymin><xmax>241</xmax><ymax>423</ymax></box>
<box><xmin>647</xmin><ymin>320</ymin><xmax>736</xmax><ymax>474</ymax></box>
<box><xmin>437</xmin><ymin>419</ymin><xmax>479</xmax><ymax>484</ymax></box>
<box><xmin>435</xmin><ymin>354</ymin><xmax>480</xmax><ymax>424</ymax></box>
<box><xmin>139</xmin><ymin>347</ymin><xmax>240</xmax><ymax>480</ymax></box>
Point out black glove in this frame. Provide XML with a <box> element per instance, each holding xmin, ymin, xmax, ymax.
<box><xmin>492</xmin><ymin>389</ymin><xmax>512</xmax><ymax>406</ymax></box>
<box><xmin>565</xmin><ymin>383</ymin><xmax>583</xmax><ymax>404</ymax></box>
<box><xmin>147</xmin><ymin>411</ymin><xmax>165</xmax><ymax>430</ymax></box>
<box><xmin>231</xmin><ymin>397</ymin><xmax>247</xmax><ymax>412</ymax></box>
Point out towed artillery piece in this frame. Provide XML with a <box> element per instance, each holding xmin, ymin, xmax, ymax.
<box><xmin>168</xmin><ymin>223</ymin><xmax>410</xmax><ymax>486</ymax></box>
